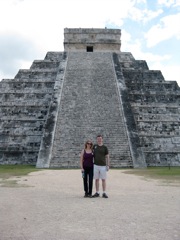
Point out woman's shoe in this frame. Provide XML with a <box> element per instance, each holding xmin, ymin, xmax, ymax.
<box><xmin>84</xmin><ymin>193</ymin><xmax>88</xmax><ymax>198</ymax></box>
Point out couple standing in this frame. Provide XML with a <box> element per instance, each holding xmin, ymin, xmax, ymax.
<box><xmin>80</xmin><ymin>135</ymin><xmax>110</xmax><ymax>198</ymax></box>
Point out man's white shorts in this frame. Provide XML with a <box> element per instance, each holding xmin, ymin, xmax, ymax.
<box><xmin>94</xmin><ymin>164</ymin><xmax>107</xmax><ymax>179</ymax></box>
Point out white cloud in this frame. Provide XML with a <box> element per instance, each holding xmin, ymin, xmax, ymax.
<box><xmin>128</xmin><ymin>7</ymin><xmax>163</xmax><ymax>23</ymax></box>
<box><xmin>145</xmin><ymin>13</ymin><xmax>180</xmax><ymax>47</ymax></box>
<box><xmin>122</xmin><ymin>34</ymin><xmax>171</xmax><ymax>62</ymax></box>
<box><xmin>0</xmin><ymin>0</ymin><xmax>179</xmax><ymax>85</ymax></box>
<box><xmin>142</xmin><ymin>9</ymin><xmax>163</xmax><ymax>23</ymax></box>
<box><xmin>0</xmin><ymin>0</ymin><xmax>137</xmax><ymax>54</ymax></box>
<box><xmin>174</xmin><ymin>0</ymin><xmax>180</xmax><ymax>6</ymax></box>
<box><xmin>0</xmin><ymin>32</ymin><xmax>38</xmax><ymax>79</ymax></box>
<box><xmin>157</xmin><ymin>0</ymin><xmax>180</xmax><ymax>7</ymax></box>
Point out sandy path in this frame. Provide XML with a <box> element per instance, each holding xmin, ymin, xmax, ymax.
<box><xmin>0</xmin><ymin>169</ymin><xmax>179</xmax><ymax>240</ymax></box>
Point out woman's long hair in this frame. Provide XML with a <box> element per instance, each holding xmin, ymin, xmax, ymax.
<box><xmin>84</xmin><ymin>140</ymin><xmax>93</xmax><ymax>150</ymax></box>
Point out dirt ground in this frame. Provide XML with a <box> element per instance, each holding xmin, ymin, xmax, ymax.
<box><xmin>0</xmin><ymin>169</ymin><xmax>179</xmax><ymax>240</ymax></box>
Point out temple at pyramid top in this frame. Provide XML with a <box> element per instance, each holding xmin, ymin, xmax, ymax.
<box><xmin>64</xmin><ymin>28</ymin><xmax>121</xmax><ymax>52</ymax></box>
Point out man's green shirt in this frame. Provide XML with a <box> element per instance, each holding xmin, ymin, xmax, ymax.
<box><xmin>93</xmin><ymin>145</ymin><xmax>109</xmax><ymax>166</ymax></box>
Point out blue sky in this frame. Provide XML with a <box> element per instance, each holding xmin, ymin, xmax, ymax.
<box><xmin>0</xmin><ymin>0</ymin><xmax>180</xmax><ymax>85</ymax></box>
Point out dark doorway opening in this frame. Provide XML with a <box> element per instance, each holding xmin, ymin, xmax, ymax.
<box><xmin>86</xmin><ymin>46</ymin><xmax>93</xmax><ymax>52</ymax></box>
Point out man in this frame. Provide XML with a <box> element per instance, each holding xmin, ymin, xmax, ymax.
<box><xmin>92</xmin><ymin>135</ymin><xmax>110</xmax><ymax>198</ymax></box>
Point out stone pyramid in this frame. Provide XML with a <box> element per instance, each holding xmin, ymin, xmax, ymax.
<box><xmin>0</xmin><ymin>28</ymin><xmax>180</xmax><ymax>168</ymax></box>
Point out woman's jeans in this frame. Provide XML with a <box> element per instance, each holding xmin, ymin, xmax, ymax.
<box><xmin>83</xmin><ymin>167</ymin><xmax>93</xmax><ymax>195</ymax></box>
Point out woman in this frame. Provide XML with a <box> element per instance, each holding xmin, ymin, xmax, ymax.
<box><xmin>80</xmin><ymin>140</ymin><xmax>94</xmax><ymax>197</ymax></box>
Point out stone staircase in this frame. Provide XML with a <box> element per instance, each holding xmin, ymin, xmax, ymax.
<box><xmin>50</xmin><ymin>52</ymin><xmax>133</xmax><ymax>168</ymax></box>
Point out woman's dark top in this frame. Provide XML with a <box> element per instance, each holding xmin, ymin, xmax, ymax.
<box><xmin>83</xmin><ymin>150</ymin><xmax>94</xmax><ymax>168</ymax></box>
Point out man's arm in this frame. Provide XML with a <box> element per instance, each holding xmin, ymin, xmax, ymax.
<box><xmin>106</xmin><ymin>154</ymin><xmax>110</xmax><ymax>167</ymax></box>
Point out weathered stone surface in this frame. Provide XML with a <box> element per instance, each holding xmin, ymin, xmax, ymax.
<box><xmin>48</xmin><ymin>52</ymin><xmax>134</xmax><ymax>168</ymax></box>
<box><xmin>0</xmin><ymin>28</ymin><xmax>180</xmax><ymax>167</ymax></box>
<box><xmin>0</xmin><ymin>51</ymin><xmax>65</xmax><ymax>165</ymax></box>
<box><xmin>116</xmin><ymin>52</ymin><xmax>180</xmax><ymax>167</ymax></box>
<box><xmin>64</xmin><ymin>28</ymin><xmax>121</xmax><ymax>52</ymax></box>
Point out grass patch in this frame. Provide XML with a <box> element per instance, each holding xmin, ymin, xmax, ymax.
<box><xmin>0</xmin><ymin>165</ymin><xmax>41</xmax><ymax>187</ymax></box>
<box><xmin>124</xmin><ymin>167</ymin><xmax>180</xmax><ymax>183</ymax></box>
<box><xmin>0</xmin><ymin>179</ymin><xmax>18</xmax><ymax>187</ymax></box>
<box><xmin>0</xmin><ymin>165</ymin><xmax>40</xmax><ymax>180</ymax></box>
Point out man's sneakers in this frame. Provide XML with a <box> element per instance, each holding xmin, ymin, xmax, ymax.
<box><xmin>92</xmin><ymin>192</ymin><xmax>100</xmax><ymax>198</ymax></box>
<box><xmin>102</xmin><ymin>193</ymin><xmax>108</xmax><ymax>198</ymax></box>
<box><xmin>92</xmin><ymin>192</ymin><xmax>108</xmax><ymax>198</ymax></box>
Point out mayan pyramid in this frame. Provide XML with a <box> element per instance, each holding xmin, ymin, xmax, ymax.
<box><xmin>0</xmin><ymin>28</ymin><xmax>180</xmax><ymax>168</ymax></box>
